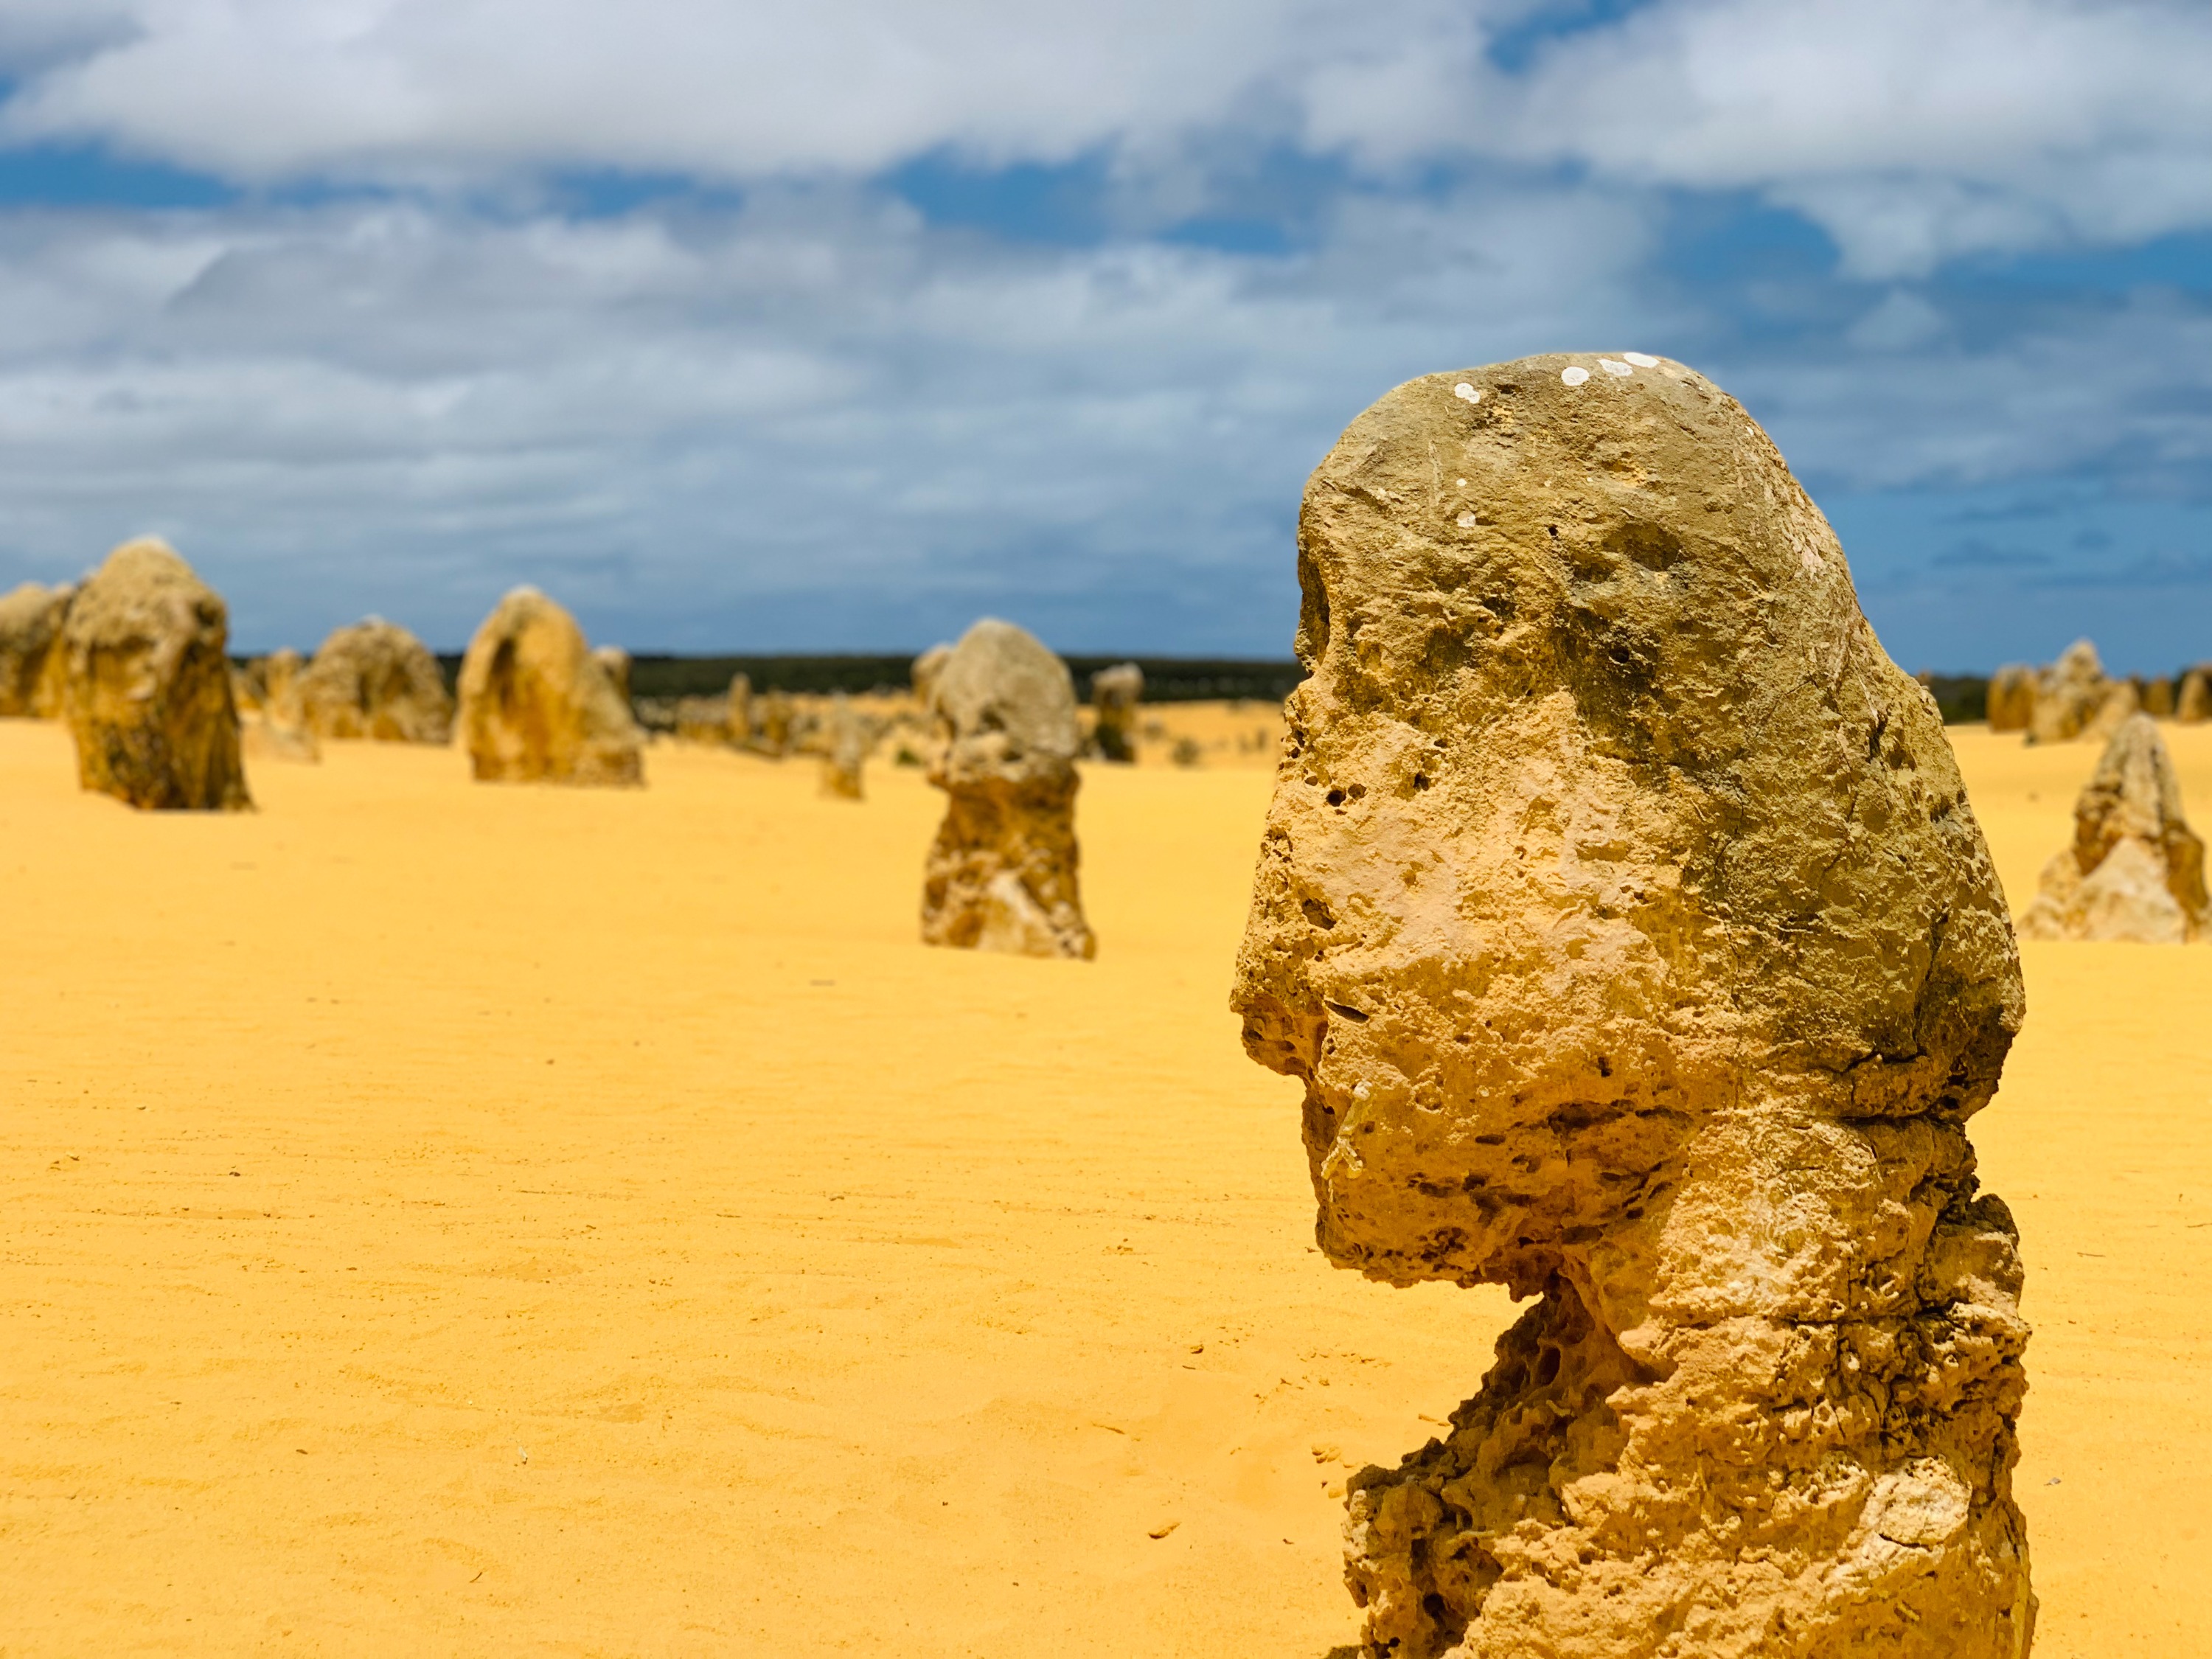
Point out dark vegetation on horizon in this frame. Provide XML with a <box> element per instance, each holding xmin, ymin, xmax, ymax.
<box><xmin>425</xmin><ymin>653</ymin><xmax>1315</xmax><ymax>705</ymax></box>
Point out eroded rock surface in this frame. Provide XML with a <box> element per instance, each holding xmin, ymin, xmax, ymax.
<box><xmin>61</xmin><ymin>539</ymin><xmax>251</xmax><ymax>810</ymax></box>
<box><xmin>456</xmin><ymin>588</ymin><xmax>642</xmax><ymax>785</ymax></box>
<box><xmin>2020</xmin><ymin>713</ymin><xmax>2209</xmax><ymax>943</ymax></box>
<box><xmin>1986</xmin><ymin>663</ymin><xmax>2035</xmax><ymax>733</ymax></box>
<box><xmin>0</xmin><ymin>581</ymin><xmax>73</xmax><ymax>717</ymax></box>
<box><xmin>2028</xmin><ymin>639</ymin><xmax>2111</xmax><ymax>744</ymax></box>
<box><xmin>1089</xmin><ymin>661</ymin><xmax>1143</xmax><ymax>762</ymax></box>
<box><xmin>299</xmin><ymin>618</ymin><xmax>453</xmax><ymax>742</ymax></box>
<box><xmin>1231</xmin><ymin>355</ymin><xmax>2032</xmax><ymax>1658</ymax></box>
<box><xmin>922</xmin><ymin>619</ymin><xmax>1094</xmax><ymax>959</ymax></box>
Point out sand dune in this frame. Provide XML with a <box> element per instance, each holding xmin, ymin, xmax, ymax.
<box><xmin>3</xmin><ymin>717</ymin><xmax>2209</xmax><ymax>1655</ymax></box>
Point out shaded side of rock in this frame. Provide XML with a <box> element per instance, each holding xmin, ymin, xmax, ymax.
<box><xmin>299</xmin><ymin>618</ymin><xmax>454</xmax><ymax>742</ymax></box>
<box><xmin>1088</xmin><ymin>661</ymin><xmax>1143</xmax><ymax>762</ymax></box>
<box><xmin>2020</xmin><ymin>712</ymin><xmax>2210</xmax><ymax>942</ymax></box>
<box><xmin>61</xmin><ymin>539</ymin><xmax>251</xmax><ymax>810</ymax></box>
<box><xmin>2177</xmin><ymin>667</ymin><xmax>2211</xmax><ymax>724</ymax></box>
<box><xmin>0</xmin><ymin>581</ymin><xmax>74</xmax><ymax>717</ymax></box>
<box><xmin>1231</xmin><ymin>355</ymin><xmax>2029</xmax><ymax>1659</ymax></box>
<box><xmin>456</xmin><ymin>588</ymin><xmax>643</xmax><ymax>786</ymax></box>
<box><xmin>2143</xmin><ymin>675</ymin><xmax>2176</xmax><ymax>718</ymax></box>
<box><xmin>922</xmin><ymin>619</ymin><xmax>1094</xmax><ymax>959</ymax></box>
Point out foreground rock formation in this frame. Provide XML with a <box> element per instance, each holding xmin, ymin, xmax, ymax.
<box><xmin>456</xmin><ymin>588</ymin><xmax>643</xmax><ymax>785</ymax></box>
<box><xmin>0</xmin><ymin>580</ymin><xmax>73</xmax><ymax>717</ymax></box>
<box><xmin>922</xmin><ymin>619</ymin><xmax>1094</xmax><ymax>959</ymax></box>
<box><xmin>2028</xmin><ymin>639</ymin><xmax>2114</xmax><ymax>743</ymax></box>
<box><xmin>1231</xmin><ymin>355</ymin><xmax>2032</xmax><ymax>1658</ymax></box>
<box><xmin>1985</xmin><ymin>663</ymin><xmax>2035</xmax><ymax>732</ymax></box>
<box><xmin>60</xmin><ymin>539</ymin><xmax>251</xmax><ymax>810</ymax></box>
<box><xmin>299</xmin><ymin>618</ymin><xmax>453</xmax><ymax>742</ymax></box>
<box><xmin>2020</xmin><ymin>713</ymin><xmax>2210</xmax><ymax>942</ymax></box>
<box><xmin>1088</xmin><ymin>661</ymin><xmax>1143</xmax><ymax>762</ymax></box>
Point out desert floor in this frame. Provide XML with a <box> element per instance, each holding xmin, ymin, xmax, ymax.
<box><xmin>3</xmin><ymin>714</ymin><xmax>2209</xmax><ymax>1657</ymax></box>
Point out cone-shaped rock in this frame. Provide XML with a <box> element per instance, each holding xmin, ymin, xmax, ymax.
<box><xmin>456</xmin><ymin>588</ymin><xmax>642</xmax><ymax>785</ymax></box>
<box><xmin>922</xmin><ymin>619</ymin><xmax>1094</xmax><ymax>959</ymax></box>
<box><xmin>1986</xmin><ymin>662</ymin><xmax>2035</xmax><ymax>732</ymax></box>
<box><xmin>2020</xmin><ymin>713</ymin><xmax>2210</xmax><ymax>942</ymax></box>
<box><xmin>593</xmin><ymin>644</ymin><xmax>632</xmax><ymax>706</ymax></box>
<box><xmin>299</xmin><ymin>618</ymin><xmax>453</xmax><ymax>742</ymax></box>
<box><xmin>2028</xmin><ymin>639</ymin><xmax>2110</xmax><ymax>743</ymax></box>
<box><xmin>1231</xmin><ymin>356</ymin><xmax>2031</xmax><ymax>1658</ymax></box>
<box><xmin>0</xmin><ymin>580</ymin><xmax>73</xmax><ymax>717</ymax></box>
<box><xmin>1088</xmin><ymin>661</ymin><xmax>1143</xmax><ymax>762</ymax></box>
<box><xmin>61</xmin><ymin>539</ymin><xmax>251</xmax><ymax>810</ymax></box>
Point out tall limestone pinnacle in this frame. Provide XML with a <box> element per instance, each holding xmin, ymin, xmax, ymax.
<box><xmin>1231</xmin><ymin>355</ymin><xmax>2033</xmax><ymax>1658</ymax></box>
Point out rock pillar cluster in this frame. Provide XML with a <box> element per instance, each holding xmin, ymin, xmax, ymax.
<box><xmin>1088</xmin><ymin>661</ymin><xmax>1144</xmax><ymax>762</ymax></box>
<box><xmin>0</xmin><ymin>581</ymin><xmax>74</xmax><ymax>717</ymax></box>
<box><xmin>60</xmin><ymin>539</ymin><xmax>251</xmax><ymax>810</ymax></box>
<box><xmin>2020</xmin><ymin>713</ymin><xmax>2210</xmax><ymax>942</ymax></box>
<box><xmin>1232</xmin><ymin>356</ymin><xmax>2033</xmax><ymax>1659</ymax></box>
<box><xmin>456</xmin><ymin>588</ymin><xmax>643</xmax><ymax>785</ymax></box>
<box><xmin>922</xmin><ymin>619</ymin><xmax>1095</xmax><ymax>959</ymax></box>
<box><xmin>299</xmin><ymin>618</ymin><xmax>453</xmax><ymax>742</ymax></box>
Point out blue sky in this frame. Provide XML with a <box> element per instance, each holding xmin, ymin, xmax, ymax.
<box><xmin>0</xmin><ymin>1</ymin><xmax>2207</xmax><ymax>672</ymax></box>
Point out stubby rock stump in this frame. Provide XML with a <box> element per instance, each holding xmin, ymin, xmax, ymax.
<box><xmin>1231</xmin><ymin>355</ymin><xmax>2033</xmax><ymax>1659</ymax></box>
<box><xmin>1089</xmin><ymin>661</ymin><xmax>1144</xmax><ymax>762</ymax></box>
<box><xmin>457</xmin><ymin>588</ymin><xmax>642</xmax><ymax>785</ymax></box>
<box><xmin>0</xmin><ymin>581</ymin><xmax>73</xmax><ymax>717</ymax></box>
<box><xmin>61</xmin><ymin>539</ymin><xmax>251</xmax><ymax>810</ymax></box>
<box><xmin>922</xmin><ymin>619</ymin><xmax>1095</xmax><ymax>959</ymax></box>
<box><xmin>299</xmin><ymin>617</ymin><xmax>454</xmax><ymax>742</ymax></box>
<box><xmin>2020</xmin><ymin>712</ymin><xmax>2210</xmax><ymax>942</ymax></box>
<box><xmin>821</xmin><ymin>694</ymin><xmax>867</xmax><ymax>799</ymax></box>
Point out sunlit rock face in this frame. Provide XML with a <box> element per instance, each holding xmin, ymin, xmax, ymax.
<box><xmin>62</xmin><ymin>539</ymin><xmax>250</xmax><ymax>812</ymax></box>
<box><xmin>922</xmin><ymin>618</ymin><xmax>1094</xmax><ymax>960</ymax></box>
<box><xmin>457</xmin><ymin>587</ymin><xmax>641</xmax><ymax>786</ymax></box>
<box><xmin>1232</xmin><ymin>355</ymin><xmax>2034</xmax><ymax>1659</ymax></box>
<box><xmin>2021</xmin><ymin>712</ymin><xmax>2211</xmax><ymax>943</ymax></box>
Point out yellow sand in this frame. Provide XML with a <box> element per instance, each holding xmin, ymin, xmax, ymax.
<box><xmin>3</xmin><ymin>715</ymin><xmax>2209</xmax><ymax>1657</ymax></box>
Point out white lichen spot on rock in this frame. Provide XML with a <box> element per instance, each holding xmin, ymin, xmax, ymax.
<box><xmin>1456</xmin><ymin>512</ymin><xmax>1477</xmax><ymax>529</ymax></box>
<box><xmin>1623</xmin><ymin>351</ymin><xmax>1660</xmax><ymax>367</ymax></box>
<box><xmin>1453</xmin><ymin>383</ymin><xmax>1481</xmax><ymax>403</ymax></box>
<box><xmin>1560</xmin><ymin>366</ymin><xmax>1590</xmax><ymax>386</ymax></box>
<box><xmin>1600</xmin><ymin>358</ymin><xmax>1632</xmax><ymax>376</ymax></box>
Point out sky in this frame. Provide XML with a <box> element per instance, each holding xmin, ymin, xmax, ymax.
<box><xmin>0</xmin><ymin>0</ymin><xmax>2207</xmax><ymax>669</ymax></box>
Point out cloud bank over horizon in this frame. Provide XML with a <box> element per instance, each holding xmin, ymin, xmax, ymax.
<box><xmin>0</xmin><ymin>0</ymin><xmax>2207</xmax><ymax>669</ymax></box>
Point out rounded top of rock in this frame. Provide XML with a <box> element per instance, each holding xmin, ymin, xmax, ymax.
<box><xmin>66</xmin><ymin>538</ymin><xmax>227</xmax><ymax>645</ymax></box>
<box><xmin>932</xmin><ymin>618</ymin><xmax>1079</xmax><ymax>762</ymax></box>
<box><xmin>1239</xmin><ymin>353</ymin><xmax>2021</xmax><ymax>1189</ymax></box>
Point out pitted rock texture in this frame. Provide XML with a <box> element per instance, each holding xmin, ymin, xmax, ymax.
<box><xmin>820</xmin><ymin>694</ymin><xmax>866</xmax><ymax>799</ymax></box>
<box><xmin>922</xmin><ymin>618</ymin><xmax>1095</xmax><ymax>959</ymax></box>
<box><xmin>2028</xmin><ymin>639</ymin><xmax>2111</xmax><ymax>744</ymax></box>
<box><xmin>1089</xmin><ymin>661</ymin><xmax>1143</xmax><ymax>762</ymax></box>
<box><xmin>2020</xmin><ymin>712</ymin><xmax>2209</xmax><ymax>943</ymax></box>
<box><xmin>0</xmin><ymin>580</ymin><xmax>73</xmax><ymax>717</ymax></box>
<box><xmin>456</xmin><ymin>588</ymin><xmax>642</xmax><ymax>786</ymax></box>
<box><xmin>299</xmin><ymin>618</ymin><xmax>454</xmax><ymax>742</ymax></box>
<box><xmin>1231</xmin><ymin>355</ymin><xmax>2032</xmax><ymax>1659</ymax></box>
<box><xmin>61</xmin><ymin>540</ymin><xmax>251</xmax><ymax>811</ymax></box>
<box><xmin>1985</xmin><ymin>664</ymin><xmax>2035</xmax><ymax>733</ymax></box>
